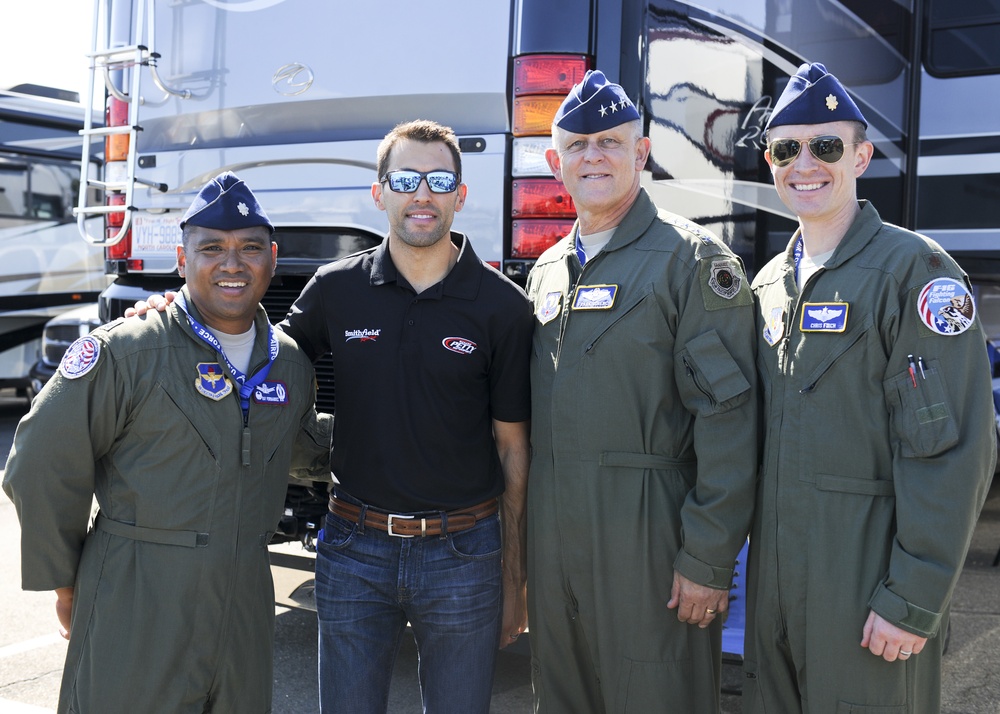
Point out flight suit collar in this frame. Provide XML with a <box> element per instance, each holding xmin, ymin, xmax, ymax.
<box><xmin>171</xmin><ymin>285</ymin><xmax>274</xmax><ymax>365</ymax></box>
<box><xmin>821</xmin><ymin>200</ymin><xmax>883</xmax><ymax>270</ymax></box>
<box><xmin>579</xmin><ymin>187</ymin><xmax>658</xmax><ymax>256</ymax></box>
<box><xmin>778</xmin><ymin>200</ymin><xmax>883</xmax><ymax>285</ymax></box>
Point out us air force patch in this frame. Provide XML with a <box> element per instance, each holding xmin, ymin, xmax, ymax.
<box><xmin>708</xmin><ymin>260</ymin><xmax>741</xmax><ymax>300</ymax></box>
<box><xmin>762</xmin><ymin>307</ymin><xmax>785</xmax><ymax>346</ymax></box>
<box><xmin>800</xmin><ymin>302</ymin><xmax>849</xmax><ymax>332</ymax></box>
<box><xmin>537</xmin><ymin>291</ymin><xmax>563</xmax><ymax>325</ymax></box>
<box><xmin>195</xmin><ymin>363</ymin><xmax>233</xmax><ymax>400</ymax></box>
<box><xmin>59</xmin><ymin>336</ymin><xmax>100</xmax><ymax>379</ymax></box>
<box><xmin>253</xmin><ymin>380</ymin><xmax>288</xmax><ymax>405</ymax></box>
<box><xmin>572</xmin><ymin>284</ymin><xmax>618</xmax><ymax>310</ymax></box>
<box><xmin>918</xmin><ymin>277</ymin><xmax>975</xmax><ymax>335</ymax></box>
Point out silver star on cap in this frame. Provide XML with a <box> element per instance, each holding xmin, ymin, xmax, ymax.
<box><xmin>599</xmin><ymin>105</ymin><xmax>608</xmax><ymax>117</ymax></box>
<box><xmin>237</xmin><ymin>201</ymin><xmax>250</xmax><ymax>217</ymax></box>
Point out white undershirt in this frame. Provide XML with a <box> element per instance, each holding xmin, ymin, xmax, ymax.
<box><xmin>213</xmin><ymin>323</ymin><xmax>257</xmax><ymax>374</ymax></box>
<box><xmin>797</xmin><ymin>247</ymin><xmax>835</xmax><ymax>291</ymax></box>
<box><xmin>579</xmin><ymin>227</ymin><xmax>616</xmax><ymax>263</ymax></box>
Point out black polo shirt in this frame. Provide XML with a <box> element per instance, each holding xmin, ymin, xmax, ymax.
<box><xmin>280</xmin><ymin>232</ymin><xmax>532</xmax><ymax>512</ymax></box>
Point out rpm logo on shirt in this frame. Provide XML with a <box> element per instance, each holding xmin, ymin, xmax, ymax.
<box><xmin>442</xmin><ymin>337</ymin><xmax>477</xmax><ymax>355</ymax></box>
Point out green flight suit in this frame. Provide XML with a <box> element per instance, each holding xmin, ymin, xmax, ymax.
<box><xmin>745</xmin><ymin>201</ymin><xmax>996</xmax><ymax>713</ymax></box>
<box><xmin>3</xmin><ymin>287</ymin><xmax>331</xmax><ymax>714</ymax></box>
<box><xmin>525</xmin><ymin>189</ymin><xmax>758</xmax><ymax>713</ymax></box>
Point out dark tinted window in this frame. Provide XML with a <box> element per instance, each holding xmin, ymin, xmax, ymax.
<box><xmin>926</xmin><ymin>0</ymin><xmax>1000</xmax><ymax>76</ymax></box>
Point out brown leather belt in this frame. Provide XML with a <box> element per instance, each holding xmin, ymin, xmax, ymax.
<box><xmin>328</xmin><ymin>494</ymin><xmax>498</xmax><ymax>538</ymax></box>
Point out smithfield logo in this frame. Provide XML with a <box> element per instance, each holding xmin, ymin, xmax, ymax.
<box><xmin>345</xmin><ymin>329</ymin><xmax>381</xmax><ymax>343</ymax></box>
<box><xmin>442</xmin><ymin>337</ymin><xmax>477</xmax><ymax>355</ymax></box>
<box><xmin>272</xmin><ymin>63</ymin><xmax>315</xmax><ymax>96</ymax></box>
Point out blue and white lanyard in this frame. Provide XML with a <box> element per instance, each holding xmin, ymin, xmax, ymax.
<box><xmin>575</xmin><ymin>230</ymin><xmax>587</xmax><ymax>266</ymax></box>
<box><xmin>792</xmin><ymin>235</ymin><xmax>804</xmax><ymax>284</ymax></box>
<box><xmin>175</xmin><ymin>292</ymin><xmax>278</xmax><ymax>416</ymax></box>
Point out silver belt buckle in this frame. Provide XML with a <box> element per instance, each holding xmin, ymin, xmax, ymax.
<box><xmin>386</xmin><ymin>513</ymin><xmax>415</xmax><ymax>538</ymax></box>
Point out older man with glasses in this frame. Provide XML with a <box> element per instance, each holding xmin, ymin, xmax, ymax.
<box><xmin>744</xmin><ymin>62</ymin><xmax>996</xmax><ymax>713</ymax></box>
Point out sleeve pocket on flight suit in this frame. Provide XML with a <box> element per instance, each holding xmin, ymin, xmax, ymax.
<box><xmin>883</xmin><ymin>359</ymin><xmax>959</xmax><ymax>458</ymax></box>
<box><xmin>679</xmin><ymin>330</ymin><xmax>751</xmax><ymax>416</ymax></box>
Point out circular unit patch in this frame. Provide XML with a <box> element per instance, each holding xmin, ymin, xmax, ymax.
<box><xmin>59</xmin><ymin>335</ymin><xmax>101</xmax><ymax>379</ymax></box>
<box><xmin>917</xmin><ymin>277</ymin><xmax>976</xmax><ymax>336</ymax></box>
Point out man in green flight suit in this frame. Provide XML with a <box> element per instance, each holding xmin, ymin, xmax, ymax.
<box><xmin>744</xmin><ymin>62</ymin><xmax>996</xmax><ymax>713</ymax></box>
<box><xmin>3</xmin><ymin>172</ymin><xmax>331</xmax><ymax>714</ymax></box>
<box><xmin>525</xmin><ymin>70</ymin><xmax>758</xmax><ymax>712</ymax></box>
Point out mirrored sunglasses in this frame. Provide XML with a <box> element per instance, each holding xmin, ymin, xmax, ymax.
<box><xmin>379</xmin><ymin>170</ymin><xmax>460</xmax><ymax>194</ymax></box>
<box><xmin>767</xmin><ymin>135</ymin><xmax>855</xmax><ymax>168</ymax></box>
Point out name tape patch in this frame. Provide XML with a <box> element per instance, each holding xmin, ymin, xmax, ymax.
<box><xmin>800</xmin><ymin>302</ymin><xmax>849</xmax><ymax>332</ymax></box>
<box><xmin>572</xmin><ymin>284</ymin><xmax>618</xmax><ymax>310</ymax></box>
<box><xmin>253</xmin><ymin>380</ymin><xmax>289</xmax><ymax>405</ymax></box>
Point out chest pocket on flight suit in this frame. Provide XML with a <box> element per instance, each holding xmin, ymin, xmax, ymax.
<box><xmin>883</xmin><ymin>358</ymin><xmax>959</xmax><ymax>458</ymax></box>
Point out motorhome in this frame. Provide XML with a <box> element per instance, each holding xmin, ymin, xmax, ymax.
<box><xmin>77</xmin><ymin>0</ymin><xmax>1000</xmax><ymax>640</ymax></box>
<box><xmin>0</xmin><ymin>86</ymin><xmax>105</xmax><ymax>398</ymax></box>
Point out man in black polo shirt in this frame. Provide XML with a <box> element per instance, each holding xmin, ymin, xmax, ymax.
<box><xmin>279</xmin><ymin>120</ymin><xmax>533</xmax><ymax>714</ymax></box>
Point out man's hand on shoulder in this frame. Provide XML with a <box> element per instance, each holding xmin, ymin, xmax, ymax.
<box><xmin>123</xmin><ymin>291</ymin><xmax>176</xmax><ymax>318</ymax></box>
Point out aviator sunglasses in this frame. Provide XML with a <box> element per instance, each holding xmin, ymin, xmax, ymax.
<box><xmin>767</xmin><ymin>135</ymin><xmax>856</xmax><ymax>168</ymax></box>
<box><xmin>379</xmin><ymin>170</ymin><xmax>460</xmax><ymax>194</ymax></box>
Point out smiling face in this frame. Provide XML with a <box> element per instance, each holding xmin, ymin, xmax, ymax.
<box><xmin>177</xmin><ymin>225</ymin><xmax>276</xmax><ymax>334</ymax></box>
<box><xmin>765</xmin><ymin>120</ymin><xmax>872</xmax><ymax>226</ymax></box>
<box><xmin>546</xmin><ymin>120</ymin><xmax>650</xmax><ymax>233</ymax></box>
<box><xmin>372</xmin><ymin>138</ymin><xmax>467</xmax><ymax>249</ymax></box>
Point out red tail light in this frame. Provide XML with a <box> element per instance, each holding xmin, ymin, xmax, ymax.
<box><xmin>512</xmin><ymin>178</ymin><xmax>575</xmax><ymax>218</ymax></box>
<box><xmin>105</xmin><ymin>229</ymin><xmax>132</xmax><ymax>260</ymax></box>
<box><xmin>514</xmin><ymin>55</ymin><xmax>589</xmax><ymax>95</ymax></box>
<box><xmin>511</xmin><ymin>220</ymin><xmax>575</xmax><ymax>259</ymax></box>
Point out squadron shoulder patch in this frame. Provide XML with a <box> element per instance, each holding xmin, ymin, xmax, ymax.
<box><xmin>918</xmin><ymin>277</ymin><xmax>975</xmax><ymax>336</ymax></box>
<box><xmin>59</xmin><ymin>336</ymin><xmax>101</xmax><ymax>379</ymax></box>
<box><xmin>708</xmin><ymin>259</ymin><xmax>742</xmax><ymax>300</ymax></box>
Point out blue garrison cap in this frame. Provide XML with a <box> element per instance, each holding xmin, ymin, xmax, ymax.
<box><xmin>766</xmin><ymin>62</ymin><xmax>867</xmax><ymax>132</ymax></box>
<box><xmin>553</xmin><ymin>70</ymin><xmax>640</xmax><ymax>134</ymax></box>
<box><xmin>179</xmin><ymin>171</ymin><xmax>273</xmax><ymax>233</ymax></box>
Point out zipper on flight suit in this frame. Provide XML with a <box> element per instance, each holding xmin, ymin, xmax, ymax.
<box><xmin>554</xmin><ymin>249</ymin><xmax>587</xmax><ymax>366</ymax></box>
<box><xmin>681</xmin><ymin>356</ymin><xmax>715</xmax><ymax>405</ymax></box>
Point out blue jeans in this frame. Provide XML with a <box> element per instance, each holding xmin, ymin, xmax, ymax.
<box><xmin>315</xmin><ymin>494</ymin><xmax>502</xmax><ymax>714</ymax></box>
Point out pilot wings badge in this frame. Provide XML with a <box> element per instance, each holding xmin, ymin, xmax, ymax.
<box><xmin>195</xmin><ymin>362</ymin><xmax>233</xmax><ymax>400</ymax></box>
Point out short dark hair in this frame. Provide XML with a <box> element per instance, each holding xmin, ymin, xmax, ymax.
<box><xmin>376</xmin><ymin>120</ymin><xmax>462</xmax><ymax>180</ymax></box>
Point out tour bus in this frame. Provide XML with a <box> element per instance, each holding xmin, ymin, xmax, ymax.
<box><xmin>76</xmin><ymin>0</ymin><xmax>1000</xmax><ymax>636</ymax></box>
<box><xmin>0</xmin><ymin>85</ymin><xmax>105</xmax><ymax>399</ymax></box>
